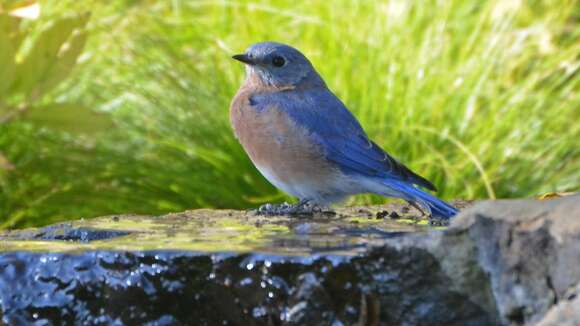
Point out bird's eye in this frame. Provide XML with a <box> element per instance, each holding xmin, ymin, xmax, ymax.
<box><xmin>272</xmin><ymin>56</ymin><xmax>286</xmax><ymax>67</ymax></box>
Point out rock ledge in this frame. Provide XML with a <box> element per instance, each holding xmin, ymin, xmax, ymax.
<box><xmin>0</xmin><ymin>196</ymin><xmax>578</xmax><ymax>325</ymax></box>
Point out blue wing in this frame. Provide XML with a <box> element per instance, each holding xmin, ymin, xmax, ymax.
<box><xmin>251</xmin><ymin>89</ymin><xmax>436</xmax><ymax>191</ymax></box>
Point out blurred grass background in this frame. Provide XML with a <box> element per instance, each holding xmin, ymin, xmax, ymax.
<box><xmin>0</xmin><ymin>0</ymin><xmax>578</xmax><ymax>228</ymax></box>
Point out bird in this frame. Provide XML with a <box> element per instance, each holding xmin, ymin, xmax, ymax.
<box><xmin>230</xmin><ymin>42</ymin><xmax>458</xmax><ymax>221</ymax></box>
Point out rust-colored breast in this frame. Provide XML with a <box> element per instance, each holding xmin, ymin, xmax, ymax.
<box><xmin>230</xmin><ymin>88</ymin><xmax>337</xmax><ymax>186</ymax></box>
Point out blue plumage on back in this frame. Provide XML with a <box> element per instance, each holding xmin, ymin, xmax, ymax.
<box><xmin>251</xmin><ymin>89</ymin><xmax>436</xmax><ymax>190</ymax></box>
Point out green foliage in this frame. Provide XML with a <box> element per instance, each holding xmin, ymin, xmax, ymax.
<box><xmin>22</xmin><ymin>103</ymin><xmax>113</xmax><ymax>134</ymax></box>
<box><xmin>0</xmin><ymin>0</ymin><xmax>579</xmax><ymax>228</ymax></box>
<box><xmin>0</xmin><ymin>6</ymin><xmax>110</xmax><ymax>133</ymax></box>
<box><xmin>14</xmin><ymin>15</ymin><xmax>89</xmax><ymax>98</ymax></box>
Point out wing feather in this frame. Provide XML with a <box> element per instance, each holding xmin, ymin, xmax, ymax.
<box><xmin>251</xmin><ymin>89</ymin><xmax>436</xmax><ymax>191</ymax></box>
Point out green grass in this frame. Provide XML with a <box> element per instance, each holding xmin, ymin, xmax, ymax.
<box><xmin>0</xmin><ymin>0</ymin><xmax>578</xmax><ymax>228</ymax></box>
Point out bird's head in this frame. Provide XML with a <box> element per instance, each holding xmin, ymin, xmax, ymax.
<box><xmin>232</xmin><ymin>42</ymin><xmax>325</xmax><ymax>89</ymax></box>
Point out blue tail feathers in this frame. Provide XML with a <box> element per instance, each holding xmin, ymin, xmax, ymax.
<box><xmin>386</xmin><ymin>181</ymin><xmax>458</xmax><ymax>219</ymax></box>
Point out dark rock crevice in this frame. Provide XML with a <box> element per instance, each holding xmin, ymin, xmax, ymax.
<box><xmin>0</xmin><ymin>248</ymin><xmax>496</xmax><ymax>325</ymax></box>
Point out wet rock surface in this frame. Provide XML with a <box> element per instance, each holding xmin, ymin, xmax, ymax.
<box><xmin>451</xmin><ymin>196</ymin><xmax>580</xmax><ymax>325</ymax></box>
<box><xmin>0</xmin><ymin>196</ymin><xmax>578</xmax><ymax>325</ymax></box>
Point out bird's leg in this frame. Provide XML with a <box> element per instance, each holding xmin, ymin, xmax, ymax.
<box><xmin>292</xmin><ymin>198</ymin><xmax>311</xmax><ymax>212</ymax></box>
<box><xmin>277</xmin><ymin>199</ymin><xmax>315</xmax><ymax>215</ymax></box>
<box><xmin>288</xmin><ymin>199</ymin><xmax>323</xmax><ymax>214</ymax></box>
<box><xmin>407</xmin><ymin>201</ymin><xmax>427</xmax><ymax>217</ymax></box>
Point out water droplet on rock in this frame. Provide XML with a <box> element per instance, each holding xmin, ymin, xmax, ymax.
<box><xmin>252</xmin><ymin>306</ymin><xmax>267</xmax><ymax>318</ymax></box>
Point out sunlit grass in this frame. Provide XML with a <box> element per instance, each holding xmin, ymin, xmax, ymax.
<box><xmin>0</xmin><ymin>0</ymin><xmax>578</xmax><ymax>228</ymax></box>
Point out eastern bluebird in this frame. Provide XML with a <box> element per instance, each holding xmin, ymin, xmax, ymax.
<box><xmin>230</xmin><ymin>42</ymin><xmax>458</xmax><ymax>220</ymax></box>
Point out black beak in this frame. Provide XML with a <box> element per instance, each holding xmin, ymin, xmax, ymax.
<box><xmin>232</xmin><ymin>53</ymin><xmax>255</xmax><ymax>65</ymax></box>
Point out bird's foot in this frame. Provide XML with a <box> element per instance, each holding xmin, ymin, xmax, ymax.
<box><xmin>428</xmin><ymin>217</ymin><xmax>450</xmax><ymax>227</ymax></box>
<box><xmin>407</xmin><ymin>201</ymin><xmax>450</xmax><ymax>226</ymax></box>
<box><xmin>256</xmin><ymin>200</ymin><xmax>332</xmax><ymax>217</ymax></box>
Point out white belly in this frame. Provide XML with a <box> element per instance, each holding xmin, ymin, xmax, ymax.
<box><xmin>254</xmin><ymin>164</ymin><xmax>364</xmax><ymax>204</ymax></box>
